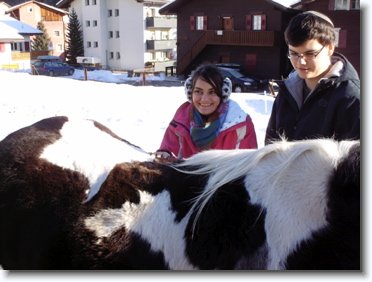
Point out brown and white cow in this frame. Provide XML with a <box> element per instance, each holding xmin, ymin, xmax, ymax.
<box><xmin>0</xmin><ymin>116</ymin><xmax>360</xmax><ymax>270</ymax></box>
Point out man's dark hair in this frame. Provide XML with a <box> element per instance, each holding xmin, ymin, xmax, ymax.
<box><xmin>285</xmin><ymin>11</ymin><xmax>336</xmax><ymax>46</ymax></box>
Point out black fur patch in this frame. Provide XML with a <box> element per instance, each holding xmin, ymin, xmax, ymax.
<box><xmin>184</xmin><ymin>178</ymin><xmax>266</xmax><ymax>269</ymax></box>
<box><xmin>285</xmin><ymin>143</ymin><xmax>360</xmax><ymax>270</ymax></box>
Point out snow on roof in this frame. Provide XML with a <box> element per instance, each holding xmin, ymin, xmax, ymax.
<box><xmin>0</xmin><ymin>20</ymin><xmax>24</xmax><ymax>42</ymax></box>
<box><xmin>0</xmin><ymin>15</ymin><xmax>42</xmax><ymax>35</ymax></box>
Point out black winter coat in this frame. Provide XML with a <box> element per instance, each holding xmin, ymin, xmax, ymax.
<box><xmin>265</xmin><ymin>53</ymin><xmax>360</xmax><ymax>144</ymax></box>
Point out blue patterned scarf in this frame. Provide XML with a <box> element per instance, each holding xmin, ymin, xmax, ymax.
<box><xmin>190</xmin><ymin>102</ymin><xmax>229</xmax><ymax>148</ymax></box>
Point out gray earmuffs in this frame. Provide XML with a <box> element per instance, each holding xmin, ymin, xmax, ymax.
<box><xmin>184</xmin><ymin>76</ymin><xmax>232</xmax><ymax>103</ymax></box>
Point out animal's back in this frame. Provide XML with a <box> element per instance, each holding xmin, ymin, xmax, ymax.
<box><xmin>0</xmin><ymin>116</ymin><xmax>89</xmax><ymax>269</ymax></box>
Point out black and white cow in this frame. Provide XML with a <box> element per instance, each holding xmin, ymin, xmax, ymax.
<box><xmin>0</xmin><ymin>116</ymin><xmax>360</xmax><ymax>270</ymax></box>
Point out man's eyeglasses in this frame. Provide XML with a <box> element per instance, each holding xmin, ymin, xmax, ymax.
<box><xmin>287</xmin><ymin>45</ymin><xmax>325</xmax><ymax>61</ymax></box>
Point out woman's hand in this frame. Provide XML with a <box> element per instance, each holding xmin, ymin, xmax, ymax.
<box><xmin>154</xmin><ymin>151</ymin><xmax>179</xmax><ymax>163</ymax></box>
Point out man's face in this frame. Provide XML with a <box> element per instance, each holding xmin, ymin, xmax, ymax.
<box><xmin>288</xmin><ymin>39</ymin><xmax>335</xmax><ymax>81</ymax></box>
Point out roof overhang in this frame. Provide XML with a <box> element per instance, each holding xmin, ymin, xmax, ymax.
<box><xmin>56</xmin><ymin>0</ymin><xmax>73</xmax><ymax>8</ymax></box>
<box><xmin>159</xmin><ymin>0</ymin><xmax>300</xmax><ymax>15</ymax></box>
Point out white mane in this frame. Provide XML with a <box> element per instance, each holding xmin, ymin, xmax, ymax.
<box><xmin>174</xmin><ymin>138</ymin><xmax>359</xmax><ymax>236</ymax></box>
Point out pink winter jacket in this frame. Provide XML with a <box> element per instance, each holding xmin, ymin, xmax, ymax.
<box><xmin>158</xmin><ymin>100</ymin><xmax>258</xmax><ymax>159</ymax></box>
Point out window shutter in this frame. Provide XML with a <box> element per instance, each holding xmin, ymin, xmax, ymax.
<box><xmin>338</xmin><ymin>30</ymin><xmax>347</xmax><ymax>48</ymax></box>
<box><xmin>190</xmin><ymin>16</ymin><xmax>195</xmax><ymax>30</ymax></box>
<box><xmin>328</xmin><ymin>0</ymin><xmax>335</xmax><ymax>10</ymax></box>
<box><xmin>203</xmin><ymin>16</ymin><xmax>208</xmax><ymax>30</ymax></box>
<box><xmin>261</xmin><ymin>14</ymin><xmax>267</xmax><ymax>30</ymax></box>
<box><xmin>0</xmin><ymin>43</ymin><xmax>5</xmax><ymax>52</ymax></box>
<box><xmin>246</xmin><ymin>14</ymin><xmax>252</xmax><ymax>30</ymax></box>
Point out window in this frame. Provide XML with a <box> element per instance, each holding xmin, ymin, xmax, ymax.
<box><xmin>109</xmin><ymin>52</ymin><xmax>114</xmax><ymax>59</ymax></box>
<box><xmin>115</xmin><ymin>9</ymin><xmax>119</xmax><ymax>16</ymax></box>
<box><xmin>28</xmin><ymin>7</ymin><xmax>33</xmax><ymax>12</ymax></box>
<box><xmin>58</xmin><ymin>44</ymin><xmax>63</xmax><ymax>51</ymax></box>
<box><xmin>87</xmin><ymin>41</ymin><xmax>91</xmax><ymax>48</ymax></box>
<box><xmin>116</xmin><ymin>52</ymin><xmax>121</xmax><ymax>59</ymax></box>
<box><xmin>246</xmin><ymin>14</ymin><xmax>266</xmax><ymax>31</ymax></box>
<box><xmin>86</xmin><ymin>20</ymin><xmax>90</xmax><ymax>27</ymax></box>
<box><xmin>333</xmin><ymin>0</ymin><xmax>359</xmax><ymax>10</ymax></box>
<box><xmin>94</xmin><ymin>41</ymin><xmax>98</xmax><ymax>48</ymax></box>
<box><xmin>335</xmin><ymin>0</ymin><xmax>349</xmax><ymax>9</ymax></box>
<box><xmin>116</xmin><ymin>31</ymin><xmax>120</xmax><ymax>38</ymax></box>
<box><xmin>253</xmin><ymin>15</ymin><xmax>262</xmax><ymax>30</ymax></box>
<box><xmin>93</xmin><ymin>20</ymin><xmax>98</xmax><ymax>27</ymax></box>
<box><xmin>85</xmin><ymin>0</ymin><xmax>90</xmax><ymax>5</ymax></box>
<box><xmin>189</xmin><ymin>15</ymin><xmax>207</xmax><ymax>30</ymax></box>
<box><xmin>196</xmin><ymin>16</ymin><xmax>206</xmax><ymax>30</ymax></box>
<box><xmin>351</xmin><ymin>0</ymin><xmax>360</xmax><ymax>9</ymax></box>
<box><xmin>108</xmin><ymin>9</ymin><xmax>112</xmax><ymax>17</ymax></box>
<box><xmin>109</xmin><ymin>31</ymin><xmax>113</xmax><ymax>38</ymax></box>
<box><xmin>54</xmin><ymin>30</ymin><xmax>60</xmax><ymax>36</ymax></box>
<box><xmin>92</xmin><ymin>0</ymin><xmax>97</xmax><ymax>5</ymax></box>
<box><xmin>24</xmin><ymin>41</ymin><xmax>30</xmax><ymax>52</ymax></box>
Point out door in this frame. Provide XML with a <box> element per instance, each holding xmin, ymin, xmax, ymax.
<box><xmin>222</xmin><ymin>17</ymin><xmax>234</xmax><ymax>31</ymax></box>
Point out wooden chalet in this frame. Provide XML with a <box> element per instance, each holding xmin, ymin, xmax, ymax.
<box><xmin>159</xmin><ymin>0</ymin><xmax>300</xmax><ymax>79</ymax></box>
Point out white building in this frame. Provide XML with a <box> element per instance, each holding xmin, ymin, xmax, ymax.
<box><xmin>0</xmin><ymin>14</ymin><xmax>42</xmax><ymax>70</ymax></box>
<box><xmin>58</xmin><ymin>0</ymin><xmax>146</xmax><ymax>71</ymax></box>
<box><xmin>57</xmin><ymin>0</ymin><xmax>175</xmax><ymax>72</ymax></box>
<box><xmin>143</xmin><ymin>0</ymin><xmax>176</xmax><ymax>72</ymax></box>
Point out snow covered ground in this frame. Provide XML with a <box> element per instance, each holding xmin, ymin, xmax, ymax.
<box><xmin>0</xmin><ymin>69</ymin><xmax>274</xmax><ymax>150</ymax></box>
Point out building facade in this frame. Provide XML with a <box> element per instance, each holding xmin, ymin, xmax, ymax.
<box><xmin>0</xmin><ymin>13</ymin><xmax>42</xmax><ymax>69</ymax></box>
<box><xmin>58</xmin><ymin>0</ymin><xmax>153</xmax><ymax>71</ymax></box>
<box><xmin>160</xmin><ymin>0</ymin><xmax>300</xmax><ymax>79</ymax></box>
<box><xmin>6</xmin><ymin>0</ymin><xmax>68</xmax><ymax>58</ymax></box>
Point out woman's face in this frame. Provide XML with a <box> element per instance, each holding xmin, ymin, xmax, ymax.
<box><xmin>288</xmin><ymin>39</ymin><xmax>334</xmax><ymax>84</ymax></box>
<box><xmin>192</xmin><ymin>78</ymin><xmax>221</xmax><ymax>116</ymax></box>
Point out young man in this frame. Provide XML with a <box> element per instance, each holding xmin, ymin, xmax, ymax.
<box><xmin>265</xmin><ymin>11</ymin><xmax>360</xmax><ymax>144</ymax></box>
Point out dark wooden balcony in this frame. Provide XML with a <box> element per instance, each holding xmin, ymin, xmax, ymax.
<box><xmin>206</xmin><ymin>29</ymin><xmax>275</xmax><ymax>46</ymax></box>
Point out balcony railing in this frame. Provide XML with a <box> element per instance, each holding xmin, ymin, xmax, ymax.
<box><xmin>146</xmin><ymin>39</ymin><xmax>177</xmax><ymax>51</ymax></box>
<box><xmin>206</xmin><ymin>30</ymin><xmax>275</xmax><ymax>46</ymax></box>
<box><xmin>146</xmin><ymin>17</ymin><xmax>177</xmax><ymax>29</ymax></box>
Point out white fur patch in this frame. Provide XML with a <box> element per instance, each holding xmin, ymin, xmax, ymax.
<box><xmin>84</xmin><ymin>190</ymin><xmax>196</xmax><ymax>270</ymax></box>
<box><xmin>176</xmin><ymin>139</ymin><xmax>358</xmax><ymax>270</ymax></box>
<box><xmin>39</xmin><ymin>118</ymin><xmax>151</xmax><ymax>201</ymax></box>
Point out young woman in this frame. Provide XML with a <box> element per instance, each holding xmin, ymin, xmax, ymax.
<box><xmin>265</xmin><ymin>11</ymin><xmax>360</xmax><ymax>144</ymax></box>
<box><xmin>156</xmin><ymin>64</ymin><xmax>257</xmax><ymax>160</ymax></box>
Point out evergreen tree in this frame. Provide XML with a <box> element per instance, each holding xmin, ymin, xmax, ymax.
<box><xmin>32</xmin><ymin>21</ymin><xmax>51</xmax><ymax>51</ymax></box>
<box><xmin>65</xmin><ymin>8</ymin><xmax>84</xmax><ymax>65</ymax></box>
